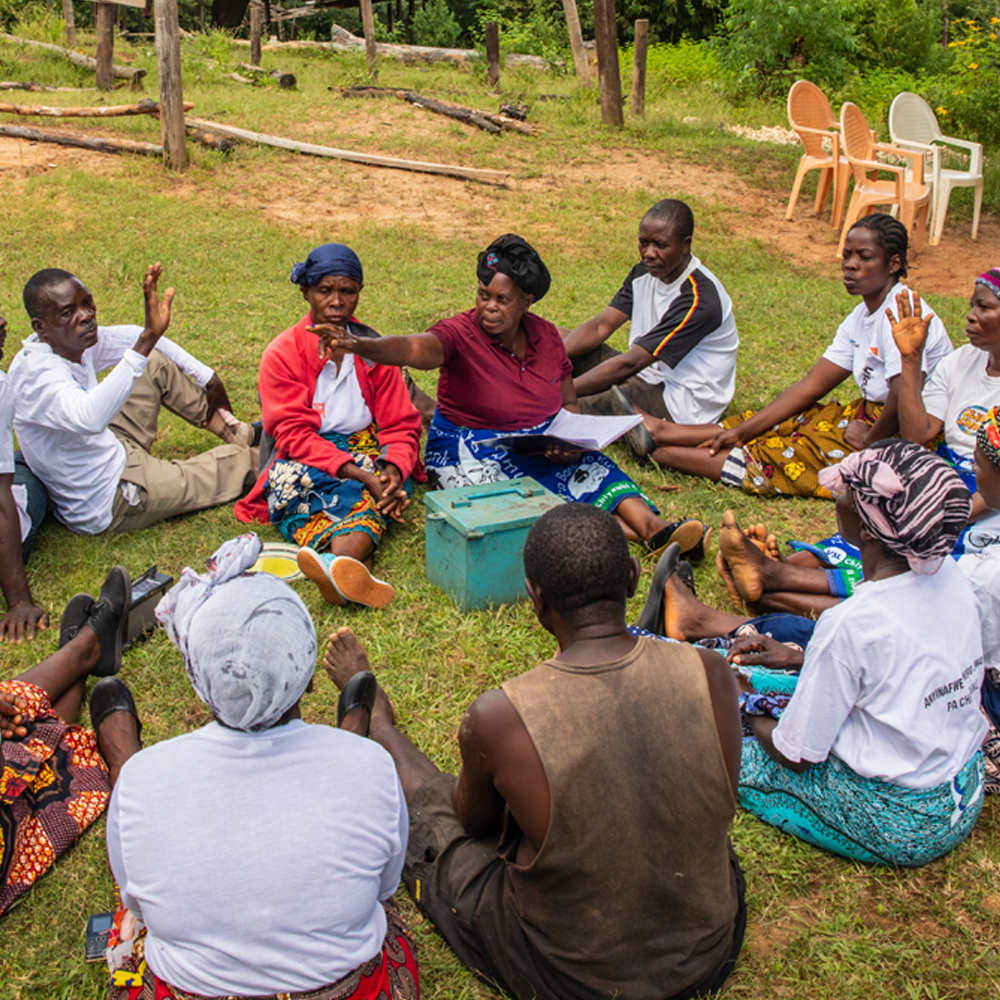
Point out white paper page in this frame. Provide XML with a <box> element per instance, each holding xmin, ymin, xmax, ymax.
<box><xmin>546</xmin><ymin>410</ymin><xmax>643</xmax><ymax>450</ymax></box>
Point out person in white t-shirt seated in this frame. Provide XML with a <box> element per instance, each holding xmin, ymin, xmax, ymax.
<box><xmin>104</xmin><ymin>533</ymin><xmax>418</xmax><ymax>1000</ymax></box>
<box><xmin>8</xmin><ymin>264</ymin><xmax>258</xmax><ymax>536</ymax></box>
<box><xmin>562</xmin><ymin>199</ymin><xmax>739</xmax><ymax>434</ymax></box>
<box><xmin>736</xmin><ymin>440</ymin><xmax>986</xmax><ymax>866</ymax></box>
<box><xmin>620</xmin><ymin>214</ymin><xmax>953</xmax><ymax>498</ymax></box>
<box><xmin>891</xmin><ymin>268</ymin><xmax>1000</xmax><ymax>560</ymax></box>
<box><xmin>0</xmin><ymin>307</ymin><xmax>47</xmax><ymax>642</ymax></box>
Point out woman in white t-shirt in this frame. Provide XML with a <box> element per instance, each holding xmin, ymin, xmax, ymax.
<box><xmin>624</xmin><ymin>214</ymin><xmax>952</xmax><ymax>498</ymax></box>
<box><xmin>105</xmin><ymin>535</ymin><xmax>419</xmax><ymax>1000</ymax></box>
<box><xmin>234</xmin><ymin>244</ymin><xmax>422</xmax><ymax>608</ymax></box>
<box><xmin>891</xmin><ymin>267</ymin><xmax>1000</xmax><ymax>560</ymax></box>
<box><xmin>736</xmin><ymin>440</ymin><xmax>985</xmax><ymax>866</ymax></box>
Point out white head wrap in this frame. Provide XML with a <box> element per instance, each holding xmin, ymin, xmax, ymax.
<box><xmin>156</xmin><ymin>534</ymin><xmax>317</xmax><ymax>732</ymax></box>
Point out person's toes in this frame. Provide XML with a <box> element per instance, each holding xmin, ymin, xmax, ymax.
<box><xmin>765</xmin><ymin>534</ymin><xmax>783</xmax><ymax>561</ymax></box>
<box><xmin>719</xmin><ymin>513</ymin><xmax>765</xmax><ymax>603</ymax></box>
<box><xmin>323</xmin><ymin>626</ymin><xmax>372</xmax><ymax>688</ymax></box>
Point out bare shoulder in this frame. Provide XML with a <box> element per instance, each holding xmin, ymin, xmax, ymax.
<box><xmin>460</xmin><ymin>688</ymin><xmax>524</xmax><ymax>744</ymax></box>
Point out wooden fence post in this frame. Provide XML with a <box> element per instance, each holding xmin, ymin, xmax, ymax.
<box><xmin>154</xmin><ymin>0</ymin><xmax>188</xmax><ymax>169</ymax></box>
<box><xmin>631</xmin><ymin>18</ymin><xmax>648</xmax><ymax>117</ymax></box>
<box><xmin>95</xmin><ymin>2</ymin><xmax>116</xmax><ymax>91</ymax></box>
<box><xmin>561</xmin><ymin>0</ymin><xmax>589</xmax><ymax>85</ymax></box>
<box><xmin>250</xmin><ymin>1</ymin><xmax>263</xmax><ymax>66</ymax></box>
<box><xmin>485</xmin><ymin>21</ymin><xmax>500</xmax><ymax>90</ymax></box>
<box><xmin>593</xmin><ymin>0</ymin><xmax>623</xmax><ymax>127</ymax></box>
<box><xmin>359</xmin><ymin>0</ymin><xmax>378</xmax><ymax>78</ymax></box>
<box><xmin>61</xmin><ymin>0</ymin><xmax>77</xmax><ymax>47</ymax></box>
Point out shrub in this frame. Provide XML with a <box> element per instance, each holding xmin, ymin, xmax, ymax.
<box><xmin>717</xmin><ymin>0</ymin><xmax>856</xmax><ymax>98</ymax></box>
<box><xmin>622</xmin><ymin>38</ymin><xmax>723</xmax><ymax>89</ymax></box>
<box><xmin>411</xmin><ymin>0</ymin><xmax>462</xmax><ymax>48</ymax></box>
<box><xmin>921</xmin><ymin>16</ymin><xmax>1000</xmax><ymax>145</ymax></box>
<box><xmin>474</xmin><ymin>0</ymin><xmax>570</xmax><ymax>64</ymax></box>
<box><xmin>837</xmin><ymin>66</ymin><xmax>924</xmax><ymax>133</ymax></box>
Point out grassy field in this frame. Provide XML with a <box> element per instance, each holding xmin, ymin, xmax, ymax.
<box><xmin>1</xmin><ymin>20</ymin><xmax>998</xmax><ymax>1000</ymax></box>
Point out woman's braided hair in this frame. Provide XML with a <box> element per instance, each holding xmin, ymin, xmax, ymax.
<box><xmin>847</xmin><ymin>213</ymin><xmax>909</xmax><ymax>279</ymax></box>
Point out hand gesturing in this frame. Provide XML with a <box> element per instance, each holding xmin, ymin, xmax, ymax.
<box><xmin>886</xmin><ymin>288</ymin><xmax>934</xmax><ymax>359</ymax></box>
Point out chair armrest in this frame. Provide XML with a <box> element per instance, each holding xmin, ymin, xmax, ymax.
<box><xmin>791</xmin><ymin>124</ymin><xmax>840</xmax><ymax>139</ymax></box>
<box><xmin>891</xmin><ymin>138</ymin><xmax>936</xmax><ymax>154</ymax></box>
<box><xmin>938</xmin><ymin>135</ymin><xmax>983</xmax><ymax>173</ymax></box>
<box><xmin>875</xmin><ymin>144</ymin><xmax>925</xmax><ymax>184</ymax></box>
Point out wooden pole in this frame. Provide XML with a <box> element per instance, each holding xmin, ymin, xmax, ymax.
<box><xmin>184</xmin><ymin>115</ymin><xmax>512</xmax><ymax>184</ymax></box>
<box><xmin>485</xmin><ymin>21</ymin><xmax>500</xmax><ymax>90</ymax></box>
<box><xmin>386</xmin><ymin>0</ymin><xmax>393</xmax><ymax>34</ymax></box>
<box><xmin>61</xmin><ymin>0</ymin><xmax>77</xmax><ymax>47</ymax></box>
<box><xmin>95</xmin><ymin>3</ymin><xmax>116</xmax><ymax>91</ymax></box>
<box><xmin>0</xmin><ymin>123</ymin><xmax>162</xmax><ymax>156</ymax></box>
<box><xmin>561</xmin><ymin>0</ymin><xmax>589</xmax><ymax>84</ymax></box>
<box><xmin>2</xmin><ymin>33</ymin><xmax>146</xmax><ymax>88</ymax></box>
<box><xmin>359</xmin><ymin>0</ymin><xmax>378</xmax><ymax>78</ymax></box>
<box><xmin>592</xmin><ymin>0</ymin><xmax>623</xmax><ymax>127</ymax></box>
<box><xmin>630</xmin><ymin>18</ymin><xmax>647</xmax><ymax>118</ymax></box>
<box><xmin>199</xmin><ymin>5</ymin><xmax>206</xmax><ymax>31</ymax></box>
<box><xmin>153</xmin><ymin>0</ymin><xmax>188</xmax><ymax>169</ymax></box>
<box><xmin>250</xmin><ymin>1</ymin><xmax>263</xmax><ymax>66</ymax></box>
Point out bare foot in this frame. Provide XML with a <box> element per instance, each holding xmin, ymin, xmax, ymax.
<box><xmin>663</xmin><ymin>572</ymin><xmax>747</xmax><ymax>641</ymax></box>
<box><xmin>719</xmin><ymin>510</ymin><xmax>767</xmax><ymax>602</ymax></box>
<box><xmin>324</xmin><ymin>627</ymin><xmax>395</xmax><ymax>726</ymax></box>
<box><xmin>716</xmin><ymin>550</ymin><xmax>746</xmax><ymax>611</ymax></box>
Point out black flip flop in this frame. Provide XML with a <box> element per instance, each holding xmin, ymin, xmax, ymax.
<box><xmin>89</xmin><ymin>677</ymin><xmax>143</xmax><ymax>749</ymax></box>
<box><xmin>635</xmin><ymin>542</ymin><xmax>681</xmax><ymax>634</ymax></box>
<box><xmin>644</xmin><ymin>518</ymin><xmax>706</xmax><ymax>559</ymax></box>
<box><xmin>337</xmin><ymin>671</ymin><xmax>378</xmax><ymax>733</ymax></box>
<box><xmin>610</xmin><ymin>386</ymin><xmax>656</xmax><ymax>460</ymax></box>
<box><xmin>676</xmin><ymin>560</ymin><xmax>697</xmax><ymax>598</ymax></box>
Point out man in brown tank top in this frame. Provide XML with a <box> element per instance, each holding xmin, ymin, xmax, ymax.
<box><xmin>325</xmin><ymin>503</ymin><xmax>746</xmax><ymax>1000</ymax></box>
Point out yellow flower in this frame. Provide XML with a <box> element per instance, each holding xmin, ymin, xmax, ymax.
<box><xmin>969</xmin><ymin>62</ymin><xmax>979</xmax><ymax>69</ymax></box>
<box><xmin>937</xmin><ymin>107</ymin><xmax>947</xmax><ymax>115</ymax></box>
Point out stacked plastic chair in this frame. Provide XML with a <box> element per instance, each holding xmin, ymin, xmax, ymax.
<box><xmin>836</xmin><ymin>101</ymin><xmax>931</xmax><ymax>257</ymax></box>
<box><xmin>785</xmin><ymin>80</ymin><xmax>850</xmax><ymax>229</ymax></box>
<box><xmin>889</xmin><ymin>91</ymin><xmax>983</xmax><ymax>246</ymax></box>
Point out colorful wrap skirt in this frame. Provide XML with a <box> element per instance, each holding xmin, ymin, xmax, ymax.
<box><xmin>424</xmin><ymin>411</ymin><xmax>655</xmax><ymax>514</ymax></box>
<box><xmin>720</xmin><ymin>397</ymin><xmax>882</xmax><ymax>499</ymax></box>
<box><xmin>0</xmin><ymin>679</ymin><xmax>110</xmax><ymax>914</ymax></box>
<box><xmin>106</xmin><ymin>899</ymin><xmax>419</xmax><ymax>1000</ymax></box>
<box><xmin>266</xmin><ymin>426</ymin><xmax>409</xmax><ymax>551</ymax></box>
<box><xmin>738</xmin><ymin>673</ymin><xmax>985</xmax><ymax>866</ymax></box>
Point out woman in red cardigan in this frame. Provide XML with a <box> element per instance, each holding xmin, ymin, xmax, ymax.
<box><xmin>235</xmin><ymin>244</ymin><xmax>421</xmax><ymax>608</ymax></box>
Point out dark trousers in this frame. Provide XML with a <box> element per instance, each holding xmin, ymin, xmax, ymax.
<box><xmin>13</xmin><ymin>451</ymin><xmax>47</xmax><ymax>562</ymax></box>
<box><xmin>571</xmin><ymin>344</ymin><xmax>671</xmax><ymax>418</ymax></box>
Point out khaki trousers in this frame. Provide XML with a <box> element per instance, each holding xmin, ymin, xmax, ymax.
<box><xmin>571</xmin><ymin>343</ymin><xmax>671</xmax><ymax>419</ymax></box>
<box><xmin>106</xmin><ymin>350</ymin><xmax>256</xmax><ymax>534</ymax></box>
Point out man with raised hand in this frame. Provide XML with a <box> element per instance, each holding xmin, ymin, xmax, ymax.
<box><xmin>324</xmin><ymin>503</ymin><xmax>746</xmax><ymax>1000</ymax></box>
<box><xmin>9</xmin><ymin>264</ymin><xmax>258</xmax><ymax>535</ymax></box>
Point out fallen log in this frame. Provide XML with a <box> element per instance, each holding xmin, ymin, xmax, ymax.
<box><xmin>229</xmin><ymin>72</ymin><xmax>254</xmax><ymax>85</ymax></box>
<box><xmin>185</xmin><ymin>125</ymin><xmax>236</xmax><ymax>153</ymax></box>
<box><xmin>0</xmin><ymin>81</ymin><xmax>99</xmax><ymax>92</ymax></box>
<box><xmin>0</xmin><ymin>34</ymin><xmax>146</xmax><ymax>90</ymax></box>
<box><xmin>0</xmin><ymin>123</ymin><xmax>161</xmax><ymax>156</ymax></box>
<box><xmin>183</xmin><ymin>115</ymin><xmax>511</xmax><ymax>186</ymax></box>
<box><xmin>0</xmin><ymin>98</ymin><xmax>192</xmax><ymax>117</ymax></box>
<box><xmin>231</xmin><ymin>29</ymin><xmax>552</xmax><ymax>70</ymax></box>
<box><xmin>337</xmin><ymin>86</ymin><xmax>537</xmax><ymax>136</ymax></box>
<box><xmin>236</xmin><ymin>62</ymin><xmax>296</xmax><ymax>89</ymax></box>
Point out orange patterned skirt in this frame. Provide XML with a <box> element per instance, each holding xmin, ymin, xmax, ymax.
<box><xmin>0</xmin><ymin>680</ymin><xmax>110</xmax><ymax>914</ymax></box>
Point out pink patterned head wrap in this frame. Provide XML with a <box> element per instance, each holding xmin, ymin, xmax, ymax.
<box><xmin>975</xmin><ymin>268</ymin><xmax>1000</xmax><ymax>299</ymax></box>
<box><xmin>818</xmin><ymin>440</ymin><xmax>971</xmax><ymax>574</ymax></box>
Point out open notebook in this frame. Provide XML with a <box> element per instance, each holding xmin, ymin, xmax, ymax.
<box><xmin>480</xmin><ymin>410</ymin><xmax>643</xmax><ymax>454</ymax></box>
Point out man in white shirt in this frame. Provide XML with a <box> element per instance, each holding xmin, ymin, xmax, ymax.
<box><xmin>0</xmin><ymin>308</ymin><xmax>47</xmax><ymax>642</ymax></box>
<box><xmin>9</xmin><ymin>264</ymin><xmax>258</xmax><ymax>535</ymax></box>
<box><xmin>562</xmin><ymin>199</ymin><xmax>739</xmax><ymax>427</ymax></box>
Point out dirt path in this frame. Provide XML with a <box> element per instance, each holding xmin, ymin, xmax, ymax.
<box><xmin>2</xmin><ymin>118</ymin><xmax>994</xmax><ymax>298</ymax></box>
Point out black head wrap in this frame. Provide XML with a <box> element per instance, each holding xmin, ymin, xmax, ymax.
<box><xmin>476</xmin><ymin>234</ymin><xmax>551</xmax><ymax>303</ymax></box>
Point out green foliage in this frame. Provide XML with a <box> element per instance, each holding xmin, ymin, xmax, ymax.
<box><xmin>620</xmin><ymin>37</ymin><xmax>723</xmax><ymax>97</ymax></box>
<box><xmin>837</xmin><ymin>66</ymin><xmax>923</xmax><ymax>132</ymax></box>
<box><xmin>843</xmin><ymin>0</ymin><xmax>950</xmax><ymax>76</ymax></box>
<box><xmin>411</xmin><ymin>0</ymin><xmax>463</xmax><ymax>48</ymax></box>
<box><xmin>718</xmin><ymin>0</ymin><xmax>856</xmax><ymax>97</ymax></box>
<box><xmin>2</xmin><ymin>3</ymin><xmax>64</xmax><ymax>41</ymax></box>
<box><xmin>474</xmin><ymin>0</ymin><xmax>570</xmax><ymax>63</ymax></box>
<box><xmin>921</xmin><ymin>16</ymin><xmax>1000</xmax><ymax>145</ymax></box>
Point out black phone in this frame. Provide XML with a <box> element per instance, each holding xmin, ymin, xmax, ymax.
<box><xmin>85</xmin><ymin>911</ymin><xmax>115</xmax><ymax>962</ymax></box>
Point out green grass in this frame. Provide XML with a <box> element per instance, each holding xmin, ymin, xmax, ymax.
<box><xmin>1</xmin><ymin>26</ymin><xmax>998</xmax><ymax>1000</ymax></box>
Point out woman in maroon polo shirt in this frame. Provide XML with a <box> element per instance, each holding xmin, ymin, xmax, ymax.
<box><xmin>309</xmin><ymin>234</ymin><xmax>699</xmax><ymax>552</ymax></box>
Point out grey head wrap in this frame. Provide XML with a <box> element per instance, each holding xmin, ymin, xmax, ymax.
<box><xmin>156</xmin><ymin>533</ymin><xmax>317</xmax><ymax>732</ymax></box>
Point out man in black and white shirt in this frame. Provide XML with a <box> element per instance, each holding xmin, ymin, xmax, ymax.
<box><xmin>563</xmin><ymin>199</ymin><xmax>739</xmax><ymax>427</ymax></box>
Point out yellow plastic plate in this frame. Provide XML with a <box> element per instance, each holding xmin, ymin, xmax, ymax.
<box><xmin>250</xmin><ymin>543</ymin><xmax>303</xmax><ymax>581</ymax></box>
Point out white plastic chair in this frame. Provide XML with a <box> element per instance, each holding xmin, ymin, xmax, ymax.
<box><xmin>889</xmin><ymin>92</ymin><xmax>983</xmax><ymax>246</ymax></box>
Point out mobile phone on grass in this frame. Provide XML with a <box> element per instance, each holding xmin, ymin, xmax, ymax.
<box><xmin>85</xmin><ymin>911</ymin><xmax>115</xmax><ymax>962</ymax></box>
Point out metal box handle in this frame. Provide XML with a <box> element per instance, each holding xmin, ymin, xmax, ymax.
<box><xmin>451</xmin><ymin>486</ymin><xmax>536</xmax><ymax>508</ymax></box>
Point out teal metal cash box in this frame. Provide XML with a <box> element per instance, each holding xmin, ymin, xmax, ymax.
<box><xmin>424</xmin><ymin>478</ymin><xmax>565</xmax><ymax>611</ymax></box>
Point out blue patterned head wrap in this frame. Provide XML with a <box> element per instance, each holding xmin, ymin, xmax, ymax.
<box><xmin>290</xmin><ymin>243</ymin><xmax>364</xmax><ymax>288</ymax></box>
